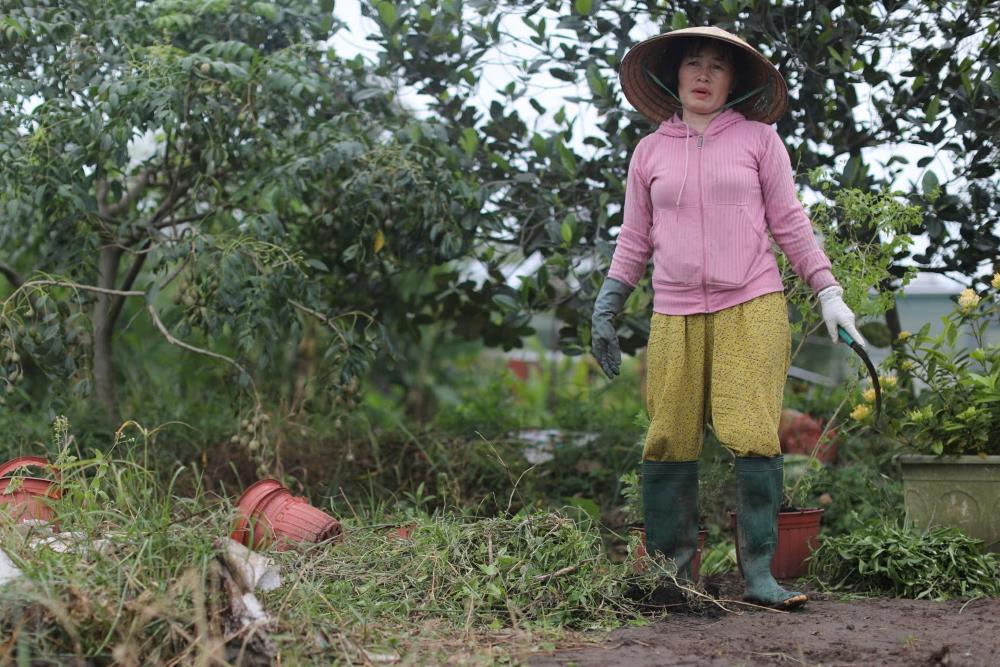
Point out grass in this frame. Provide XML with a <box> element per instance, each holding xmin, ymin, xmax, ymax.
<box><xmin>0</xmin><ymin>421</ymin><xmax>652</xmax><ymax>665</ymax></box>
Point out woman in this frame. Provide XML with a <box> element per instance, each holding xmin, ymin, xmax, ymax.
<box><xmin>592</xmin><ymin>26</ymin><xmax>865</xmax><ymax>610</ymax></box>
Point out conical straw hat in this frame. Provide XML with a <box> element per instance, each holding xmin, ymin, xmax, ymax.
<box><xmin>619</xmin><ymin>26</ymin><xmax>788</xmax><ymax>124</ymax></box>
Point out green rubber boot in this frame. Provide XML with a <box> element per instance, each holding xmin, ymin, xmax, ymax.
<box><xmin>734</xmin><ymin>456</ymin><xmax>808</xmax><ymax>609</ymax></box>
<box><xmin>641</xmin><ymin>460</ymin><xmax>699</xmax><ymax>580</ymax></box>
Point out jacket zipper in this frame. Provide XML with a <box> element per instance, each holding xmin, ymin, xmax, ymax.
<box><xmin>698</xmin><ymin>134</ymin><xmax>706</xmax><ymax>310</ymax></box>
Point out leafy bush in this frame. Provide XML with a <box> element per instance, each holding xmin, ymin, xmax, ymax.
<box><xmin>809</xmin><ymin>522</ymin><xmax>1000</xmax><ymax>600</ymax></box>
<box><xmin>872</xmin><ymin>282</ymin><xmax>1000</xmax><ymax>456</ymax></box>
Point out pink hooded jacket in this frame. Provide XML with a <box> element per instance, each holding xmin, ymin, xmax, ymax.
<box><xmin>607</xmin><ymin>109</ymin><xmax>838</xmax><ymax>315</ymax></box>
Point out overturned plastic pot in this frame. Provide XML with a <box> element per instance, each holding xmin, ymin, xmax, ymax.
<box><xmin>0</xmin><ymin>456</ymin><xmax>61</xmax><ymax>525</ymax></box>
<box><xmin>231</xmin><ymin>479</ymin><xmax>342</xmax><ymax>551</ymax></box>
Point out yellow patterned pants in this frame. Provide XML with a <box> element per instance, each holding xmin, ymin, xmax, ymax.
<box><xmin>643</xmin><ymin>291</ymin><xmax>791</xmax><ymax>462</ymax></box>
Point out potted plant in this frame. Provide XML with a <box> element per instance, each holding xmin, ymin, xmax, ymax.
<box><xmin>863</xmin><ymin>278</ymin><xmax>1000</xmax><ymax>552</ymax></box>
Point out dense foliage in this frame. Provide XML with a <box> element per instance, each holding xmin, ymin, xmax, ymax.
<box><xmin>848</xmin><ymin>278</ymin><xmax>1000</xmax><ymax>455</ymax></box>
<box><xmin>0</xmin><ymin>0</ymin><xmax>497</xmax><ymax>435</ymax></box>
<box><xmin>365</xmin><ymin>0</ymin><xmax>1000</xmax><ymax>356</ymax></box>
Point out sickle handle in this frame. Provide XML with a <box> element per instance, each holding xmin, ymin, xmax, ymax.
<box><xmin>837</xmin><ymin>325</ymin><xmax>854</xmax><ymax>346</ymax></box>
<box><xmin>838</xmin><ymin>326</ymin><xmax>882</xmax><ymax>423</ymax></box>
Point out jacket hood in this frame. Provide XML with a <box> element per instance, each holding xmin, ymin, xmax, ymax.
<box><xmin>655</xmin><ymin>108</ymin><xmax>747</xmax><ymax>138</ymax></box>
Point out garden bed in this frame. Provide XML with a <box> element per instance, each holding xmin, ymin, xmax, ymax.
<box><xmin>528</xmin><ymin>574</ymin><xmax>1000</xmax><ymax>666</ymax></box>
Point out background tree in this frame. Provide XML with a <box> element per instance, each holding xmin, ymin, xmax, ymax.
<box><xmin>0</xmin><ymin>0</ymin><xmax>491</xmax><ymax>432</ymax></box>
<box><xmin>363</xmin><ymin>0</ymin><xmax>999</xmax><ymax>355</ymax></box>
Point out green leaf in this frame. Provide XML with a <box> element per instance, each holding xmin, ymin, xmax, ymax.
<box><xmin>144</xmin><ymin>282</ymin><xmax>161</xmax><ymax>306</ymax></box>
<box><xmin>925</xmin><ymin>95</ymin><xmax>940</xmax><ymax>125</ymax></box>
<box><xmin>585</xmin><ymin>63</ymin><xmax>606</xmax><ymax>97</ymax></box>
<box><xmin>491</xmin><ymin>294</ymin><xmax>519</xmax><ymax>311</ymax></box>
<box><xmin>555</xmin><ymin>141</ymin><xmax>576</xmax><ymax>176</ymax></box>
<box><xmin>574</xmin><ymin>0</ymin><xmax>593</xmax><ymax>15</ymax></box>
<box><xmin>550</xmin><ymin>68</ymin><xmax>576</xmax><ymax>82</ymax></box>
<box><xmin>459</xmin><ymin>127</ymin><xmax>479</xmax><ymax>156</ymax></box>
<box><xmin>377</xmin><ymin>2</ymin><xmax>397</xmax><ymax>27</ymax></box>
<box><xmin>671</xmin><ymin>13</ymin><xmax>688</xmax><ymax>29</ymax></box>
<box><xmin>561</xmin><ymin>219</ymin><xmax>573</xmax><ymax>244</ymax></box>
<box><xmin>922</xmin><ymin>170</ymin><xmax>939</xmax><ymax>196</ymax></box>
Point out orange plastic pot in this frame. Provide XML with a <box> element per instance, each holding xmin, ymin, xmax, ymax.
<box><xmin>730</xmin><ymin>509</ymin><xmax>824</xmax><ymax>580</ymax></box>
<box><xmin>231</xmin><ymin>479</ymin><xmax>342</xmax><ymax>551</ymax></box>
<box><xmin>0</xmin><ymin>456</ymin><xmax>61</xmax><ymax>524</ymax></box>
<box><xmin>393</xmin><ymin>524</ymin><xmax>416</xmax><ymax>540</ymax></box>
<box><xmin>631</xmin><ymin>526</ymin><xmax>708</xmax><ymax>581</ymax></box>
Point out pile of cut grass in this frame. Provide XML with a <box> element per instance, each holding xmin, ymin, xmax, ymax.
<box><xmin>0</xmin><ymin>427</ymin><xmax>646</xmax><ymax>664</ymax></box>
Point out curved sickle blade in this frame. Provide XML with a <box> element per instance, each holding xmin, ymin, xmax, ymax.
<box><xmin>838</xmin><ymin>326</ymin><xmax>881</xmax><ymax>422</ymax></box>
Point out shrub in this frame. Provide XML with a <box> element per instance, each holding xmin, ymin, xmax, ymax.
<box><xmin>866</xmin><ymin>281</ymin><xmax>1000</xmax><ymax>456</ymax></box>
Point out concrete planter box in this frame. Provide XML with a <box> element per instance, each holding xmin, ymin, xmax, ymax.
<box><xmin>897</xmin><ymin>455</ymin><xmax>1000</xmax><ymax>553</ymax></box>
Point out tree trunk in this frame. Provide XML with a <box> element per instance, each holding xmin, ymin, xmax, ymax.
<box><xmin>93</xmin><ymin>245</ymin><xmax>123</xmax><ymax>425</ymax></box>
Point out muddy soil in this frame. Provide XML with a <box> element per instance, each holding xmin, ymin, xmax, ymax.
<box><xmin>527</xmin><ymin>575</ymin><xmax>1000</xmax><ymax>667</ymax></box>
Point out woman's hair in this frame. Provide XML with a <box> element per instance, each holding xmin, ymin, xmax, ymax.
<box><xmin>655</xmin><ymin>36</ymin><xmax>750</xmax><ymax>97</ymax></box>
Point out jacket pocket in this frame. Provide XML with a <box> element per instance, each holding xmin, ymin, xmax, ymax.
<box><xmin>650</xmin><ymin>208</ymin><xmax>701</xmax><ymax>286</ymax></box>
<box><xmin>704</xmin><ymin>205</ymin><xmax>765</xmax><ymax>287</ymax></box>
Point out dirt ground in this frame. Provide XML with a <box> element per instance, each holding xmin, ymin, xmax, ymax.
<box><xmin>526</xmin><ymin>575</ymin><xmax>1000</xmax><ymax>667</ymax></box>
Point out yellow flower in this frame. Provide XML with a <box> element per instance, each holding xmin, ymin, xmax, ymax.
<box><xmin>850</xmin><ymin>404</ymin><xmax>871</xmax><ymax>421</ymax></box>
<box><xmin>897</xmin><ymin>330</ymin><xmax>911</xmax><ymax>342</ymax></box>
<box><xmin>958</xmin><ymin>288</ymin><xmax>981</xmax><ymax>311</ymax></box>
<box><xmin>862</xmin><ymin>387</ymin><xmax>877</xmax><ymax>403</ymax></box>
<box><xmin>993</xmin><ymin>272</ymin><xmax>1000</xmax><ymax>290</ymax></box>
<box><xmin>900</xmin><ymin>360</ymin><xmax>914</xmax><ymax>371</ymax></box>
<box><xmin>879</xmin><ymin>375</ymin><xmax>897</xmax><ymax>388</ymax></box>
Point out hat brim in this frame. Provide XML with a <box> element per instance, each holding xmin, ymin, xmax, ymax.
<box><xmin>619</xmin><ymin>26</ymin><xmax>788</xmax><ymax>125</ymax></box>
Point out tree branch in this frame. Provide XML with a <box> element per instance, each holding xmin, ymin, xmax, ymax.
<box><xmin>125</xmin><ymin>181</ymin><xmax>192</xmax><ymax>246</ymax></box>
<box><xmin>4</xmin><ymin>280</ymin><xmax>145</xmax><ymax>306</ymax></box>
<box><xmin>96</xmin><ymin>169</ymin><xmax>154</xmax><ymax>219</ymax></box>
<box><xmin>107</xmin><ymin>242</ymin><xmax>152</xmax><ymax>328</ymax></box>
<box><xmin>145</xmin><ymin>303</ymin><xmax>258</xmax><ymax>402</ymax></box>
<box><xmin>0</xmin><ymin>262</ymin><xmax>25</xmax><ymax>289</ymax></box>
<box><xmin>154</xmin><ymin>210</ymin><xmax>215</xmax><ymax>230</ymax></box>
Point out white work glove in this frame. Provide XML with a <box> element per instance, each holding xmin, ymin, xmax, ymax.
<box><xmin>818</xmin><ymin>285</ymin><xmax>866</xmax><ymax>348</ymax></box>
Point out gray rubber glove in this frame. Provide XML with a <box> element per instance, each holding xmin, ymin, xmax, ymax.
<box><xmin>591</xmin><ymin>277</ymin><xmax>634</xmax><ymax>379</ymax></box>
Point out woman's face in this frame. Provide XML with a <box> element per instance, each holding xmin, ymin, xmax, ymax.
<box><xmin>676</xmin><ymin>42</ymin><xmax>735</xmax><ymax>117</ymax></box>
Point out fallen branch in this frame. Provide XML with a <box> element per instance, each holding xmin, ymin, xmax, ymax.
<box><xmin>533</xmin><ymin>564</ymin><xmax>579</xmax><ymax>582</ymax></box>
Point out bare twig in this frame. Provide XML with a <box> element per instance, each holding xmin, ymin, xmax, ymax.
<box><xmin>145</xmin><ymin>303</ymin><xmax>258</xmax><ymax>400</ymax></box>
<box><xmin>533</xmin><ymin>563</ymin><xmax>580</xmax><ymax>582</ymax></box>
<box><xmin>287</xmin><ymin>299</ymin><xmax>377</xmax><ymax>353</ymax></box>
<box><xmin>158</xmin><ymin>252</ymin><xmax>193</xmax><ymax>291</ymax></box>
<box><xmin>4</xmin><ymin>279</ymin><xmax>144</xmax><ymax>308</ymax></box>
